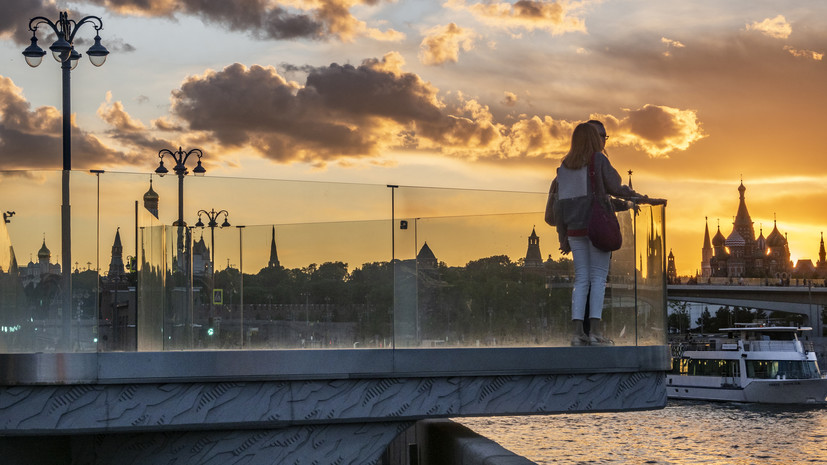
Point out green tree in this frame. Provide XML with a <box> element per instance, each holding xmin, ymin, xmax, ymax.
<box><xmin>667</xmin><ymin>301</ymin><xmax>691</xmax><ymax>333</ymax></box>
<box><xmin>695</xmin><ymin>307</ymin><xmax>713</xmax><ymax>333</ymax></box>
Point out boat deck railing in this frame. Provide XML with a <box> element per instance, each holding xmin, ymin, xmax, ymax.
<box><xmin>672</xmin><ymin>339</ymin><xmax>805</xmax><ymax>354</ymax></box>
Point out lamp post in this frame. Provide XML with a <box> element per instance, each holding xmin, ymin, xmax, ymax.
<box><xmin>237</xmin><ymin>225</ymin><xmax>245</xmax><ymax>348</ymax></box>
<box><xmin>195</xmin><ymin>209</ymin><xmax>229</xmax><ymax>346</ymax></box>
<box><xmin>194</xmin><ymin>208</ymin><xmax>230</xmax><ymax>272</ymax></box>
<box><xmin>23</xmin><ymin>11</ymin><xmax>109</xmax><ymax>351</ymax></box>
<box><xmin>155</xmin><ymin>147</ymin><xmax>205</xmax><ymax>270</ymax></box>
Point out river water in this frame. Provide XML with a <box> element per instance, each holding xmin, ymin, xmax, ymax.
<box><xmin>458</xmin><ymin>400</ymin><xmax>827</xmax><ymax>464</ymax></box>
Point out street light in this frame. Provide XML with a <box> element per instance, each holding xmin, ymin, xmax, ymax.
<box><xmin>23</xmin><ymin>11</ymin><xmax>109</xmax><ymax>351</ymax></box>
<box><xmin>195</xmin><ymin>208</ymin><xmax>228</xmax><ymax>348</ymax></box>
<box><xmin>155</xmin><ymin>147</ymin><xmax>206</xmax><ymax>227</ymax></box>
<box><xmin>194</xmin><ymin>208</ymin><xmax>230</xmax><ymax>271</ymax></box>
<box><xmin>155</xmin><ymin>147</ymin><xmax>205</xmax><ymax>276</ymax></box>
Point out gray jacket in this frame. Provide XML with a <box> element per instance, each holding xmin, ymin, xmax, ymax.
<box><xmin>545</xmin><ymin>152</ymin><xmax>638</xmax><ymax>253</ymax></box>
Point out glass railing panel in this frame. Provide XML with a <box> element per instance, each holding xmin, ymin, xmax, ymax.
<box><xmin>137</xmin><ymin>224</ymin><xmax>166</xmax><ymax>350</ymax></box>
<box><xmin>193</xmin><ymin>221</ymin><xmax>393</xmax><ymax>350</ymax></box>
<box><xmin>0</xmin><ymin>171</ymin><xmax>67</xmax><ymax>352</ymax></box>
<box><xmin>604</xmin><ymin>208</ymin><xmax>638</xmax><ymax>346</ymax></box>
<box><xmin>393</xmin><ymin>185</ymin><xmax>560</xmax><ymax>348</ymax></box>
<box><xmin>394</xmin><ymin>185</ymin><xmax>667</xmax><ymax>348</ymax></box>
<box><xmin>396</xmin><ymin>212</ymin><xmax>571</xmax><ymax>348</ymax></box>
<box><xmin>181</xmin><ymin>176</ymin><xmax>392</xmax><ymax>226</ymax></box>
<box><xmin>1</xmin><ymin>171</ymin><xmax>666</xmax><ymax>353</ymax></box>
<box><xmin>635</xmin><ymin>204</ymin><xmax>666</xmax><ymax>346</ymax></box>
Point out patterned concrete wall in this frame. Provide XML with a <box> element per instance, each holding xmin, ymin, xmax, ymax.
<box><xmin>0</xmin><ymin>371</ymin><xmax>665</xmax><ymax>464</ymax></box>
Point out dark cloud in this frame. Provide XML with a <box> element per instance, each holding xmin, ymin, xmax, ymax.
<box><xmin>85</xmin><ymin>0</ymin><xmax>398</xmax><ymax>42</ymax></box>
<box><xmin>0</xmin><ymin>0</ymin><xmax>61</xmax><ymax>45</ymax></box>
<box><xmin>167</xmin><ymin>55</ymin><xmax>705</xmax><ymax>164</ymax></box>
<box><xmin>179</xmin><ymin>0</ymin><xmax>323</xmax><ymax>40</ymax></box>
<box><xmin>169</xmin><ymin>56</ymin><xmax>507</xmax><ymax>162</ymax></box>
<box><xmin>0</xmin><ymin>76</ymin><xmax>135</xmax><ymax>170</ymax></box>
<box><xmin>2</xmin><ymin>1</ymin><xmax>137</xmax><ymax>55</ymax></box>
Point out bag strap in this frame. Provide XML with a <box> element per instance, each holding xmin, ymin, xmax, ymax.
<box><xmin>588</xmin><ymin>152</ymin><xmax>599</xmax><ymax>197</ymax></box>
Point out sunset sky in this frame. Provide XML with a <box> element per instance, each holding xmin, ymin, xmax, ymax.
<box><xmin>1</xmin><ymin>0</ymin><xmax>826</xmax><ymax>275</ymax></box>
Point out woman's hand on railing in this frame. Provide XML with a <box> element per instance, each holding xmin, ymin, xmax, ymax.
<box><xmin>628</xmin><ymin>196</ymin><xmax>667</xmax><ymax>206</ymax></box>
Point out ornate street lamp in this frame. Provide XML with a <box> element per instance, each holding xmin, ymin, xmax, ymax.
<box><xmin>155</xmin><ymin>147</ymin><xmax>205</xmax><ymax>272</ymax></box>
<box><xmin>155</xmin><ymin>147</ymin><xmax>206</xmax><ymax>228</ymax></box>
<box><xmin>194</xmin><ymin>208</ymin><xmax>230</xmax><ymax>270</ymax></box>
<box><xmin>23</xmin><ymin>11</ymin><xmax>109</xmax><ymax>351</ymax></box>
<box><xmin>195</xmin><ymin>208</ymin><xmax>229</xmax><ymax>345</ymax></box>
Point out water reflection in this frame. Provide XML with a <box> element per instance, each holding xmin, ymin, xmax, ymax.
<box><xmin>459</xmin><ymin>401</ymin><xmax>827</xmax><ymax>464</ymax></box>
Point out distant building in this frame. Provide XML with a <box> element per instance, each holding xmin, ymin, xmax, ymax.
<box><xmin>793</xmin><ymin>259</ymin><xmax>816</xmax><ymax>277</ymax></box>
<box><xmin>792</xmin><ymin>233</ymin><xmax>827</xmax><ymax>279</ymax></box>
<box><xmin>524</xmin><ymin>227</ymin><xmax>543</xmax><ymax>269</ymax></box>
<box><xmin>192</xmin><ymin>233</ymin><xmax>211</xmax><ymax>277</ymax></box>
<box><xmin>100</xmin><ymin>229</ymin><xmax>136</xmax><ymax>351</ymax></box>
<box><xmin>267</xmin><ymin>226</ymin><xmax>280</xmax><ymax>269</ymax></box>
<box><xmin>701</xmin><ymin>181</ymin><xmax>791</xmax><ymax>279</ymax></box>
<box><xmin>21</xmin><ymin>238</ymin><xmax>61</xmax><ymax>288</ymax></box>
<box><xmin>416</xmin><ymin>242</ymin><xmax>438</xmax><ymax>270</ymax></box>
<box><xmin>646</xmin><ymin>214</ymin><xmax>664</xmax><ymax>280</ymax></box>
<box><xmin>667</xmin><ymin>250</ymin><xmax>677</xmax><ymax>284</ymax></box>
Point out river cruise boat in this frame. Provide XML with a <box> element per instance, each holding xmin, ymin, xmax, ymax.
<box><xmin>668</xmin><ymin>324</ymin><xmax>827</xmax><ymax>404</ymax></box>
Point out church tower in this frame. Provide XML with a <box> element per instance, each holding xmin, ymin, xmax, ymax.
<box><xmin>37</xmin><ymin>238</ymin><xmax>51</xmax><ymax>276</ymax></box>
<box><xmin>667</xmin><ymin>249</ymin><xmax>677</xmax><ymax>284</ymax></box>
<box><xmin>107</xmin><ymin>228</ymin><xmax>125</xmax><ymax>279</ymax></box>
<box><xmin>817</xmin><ymin>232</ymin><xmax>826</xmax><ymax>273</ymax></box>
<box><xmin>732</xmin><ymin>181</ymin><xmax>756</xmax><ymax>273</ymax></box>
<box><xmin>524</xmin><ymin>227</ymin><xmax>543</xmax><ymax>269</ymax></box>
<box><xmin>417</xmin><ymin>242</ymin><xmax>438</xmax><ymax>269</ymax></box>
<box><xmin>701</xmin><ymin>217</ymin><xmax>712</xmax><ymax>278</ymax></box>
<box><xmin>268</xmin><ymin>226</ymin><xmax>280</xmax><ymax>269</ymax></box>
<box><xmin>765</xmin><ymin>219</ymin><xmax>790</xmax><ymax>277</ymax></box>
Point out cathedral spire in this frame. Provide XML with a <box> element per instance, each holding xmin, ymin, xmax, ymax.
<box><xmin>268</xmin><ymin>226</ymin><xmax>280</xmax><ymax>269</ymax></box>
<box><xmin>818</xmin><ymin>232</ymin><xmax>826</xmax><ymax>268</ymax></box>
<box><xmin>703</xmin><ymin>216</ymin><xmax>711</xmax><ymax>249</ymax></box>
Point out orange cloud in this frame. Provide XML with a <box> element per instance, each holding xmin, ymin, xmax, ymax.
<box><xmin>445</xmin><ymin>0</ymin><xmax>588</xmax><ymax>35</ymax></box>
<box><xmin>419</xmin><ymin>23</ymin><xmax>477</xmax><ymax>65</ymax></box>
<box><xmin>661</xmin><ymin>37</ymin><xmax>684</xmax><ymax>57</ymax></box>
<box><xmin>746</xmin><ymin>15</ymin><xmax>791</xmax><ymax>39</ymax></box>
<box><xmin>502</xmin><ymin>91</ymin><xmax>518</xmax><ymax>106</ymax></box>
<box><xmin>784</xmin><ymin>45</ymin><xmax>823</xmax><ymax>61</ymax></box>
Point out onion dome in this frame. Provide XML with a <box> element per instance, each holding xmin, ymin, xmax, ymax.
<box><xmin>143</xmin><ymin>178</ymin><xmax>159</xmax><ymax>219</ymax></box>
<box><xmin>37</xmin><ymin>239</ymin><xmax>50</xmax><ymax>260</ymax></box>
<box><xmin>725</xmin><ymin>228</ymin><xmax>745</xmax><ymax>247</ymax></box>
<box><xmin>756</xmin><ymin>226</ymin><xmax>766</xmax><ymax>252</ymax></box>
<box><xmin>766</xmin><ymin>221</ymin><xmax>786</xmax><ymax>247</ymax></box>
<box><xmin>712</xmin><ymin>225</ymin><xmax>726</xmax><ymax>247</ymax></box>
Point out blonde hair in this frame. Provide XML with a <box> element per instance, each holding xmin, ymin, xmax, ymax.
<box><xmin>562</xmin><ymin>122</ymin><xmax>602</xmax><ymax>169</ymax></box>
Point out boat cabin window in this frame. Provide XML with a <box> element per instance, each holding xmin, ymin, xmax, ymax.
<box><xmin>745</xmin><ymin>360</ymin><xmax>819</xmax><ymax>380</ymax></box>
<box><xmin>671</xmin><ymin>358</ymin><xmax>739</xmax><ymax>377</ymax></box>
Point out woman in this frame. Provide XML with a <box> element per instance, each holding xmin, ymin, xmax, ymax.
<box><xmin>547</xmin><ymin>122</ymin><xmax>663</xmax><ymax>346</ymax></box>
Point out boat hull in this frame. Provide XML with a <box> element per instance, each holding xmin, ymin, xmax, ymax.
<box><xmin>667</xmin><ymin>376</ymin><xmax>827</xmax><ymax>404</ymax></box>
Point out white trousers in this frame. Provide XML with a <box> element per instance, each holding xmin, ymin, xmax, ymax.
<box><xmin>569</xmin><ymin>236</ymin><xmax>611</xmax><ymax>321</ymax></box>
